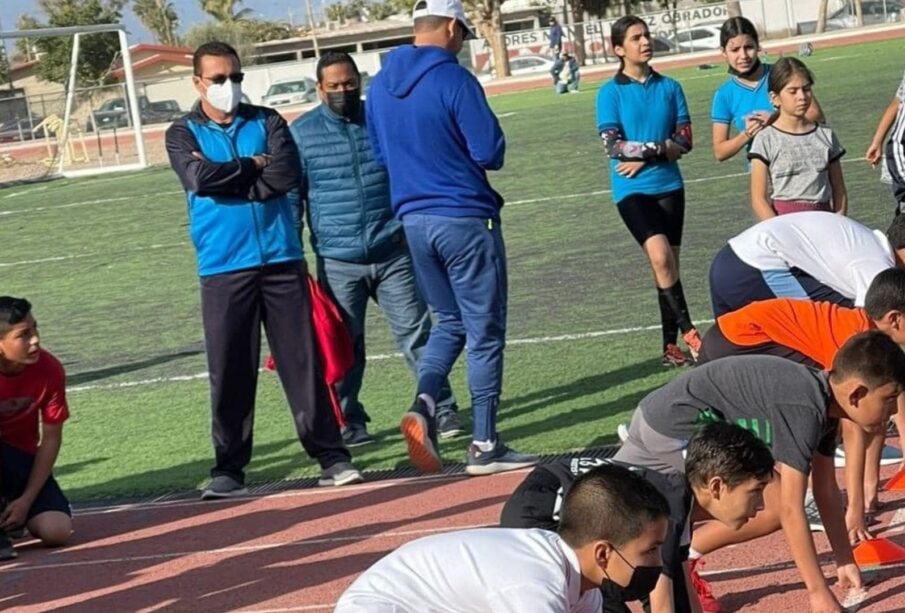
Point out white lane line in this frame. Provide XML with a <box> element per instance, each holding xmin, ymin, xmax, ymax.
<box><xmin>885</xmin><ymin>504</ymin><xmax>905</xmax><ymax>534</ymax></box>
<box><xmin>0</xmin><ymin>523</ymin><xmax>492</xmax><ymax>572</ymax></box>
<box><xmin>67</xmin><ymin>319</ymin><xmax>713</xmax><ymax>393</ymax></box>
<box><xmin>75</xmin><ymin>471</ymin><xmax>479</xmax><ymax>515</ymax></box>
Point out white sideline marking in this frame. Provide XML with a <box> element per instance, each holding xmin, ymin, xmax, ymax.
<box><xmin>66</xmin><ymin>320</ymin><xmax>713</xmax><ymax>393</ymax></box>
<box><xmin>497</xmin><ymin>112</ymin><xmax>518</xmax><ymax>118</ymax></box>
<box><xmin>0</xmin><ymin>523</ymin><xmax>492</xmax><ymax>572</ymax></box>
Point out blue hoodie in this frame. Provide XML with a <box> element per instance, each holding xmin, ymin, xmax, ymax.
<box><xmin>366</xmin><ymin>45</ymin><xmax>505</xmax><ymax>220</ymax></box>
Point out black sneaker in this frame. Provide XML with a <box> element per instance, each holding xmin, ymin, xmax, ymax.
<box><xmin>0</xmin><ymin>532</ymin><xmax>16</xmax><ymax>561</ymax></box>
<box><xmin>436</xmin><ymin>410</ymin><xmax>465</xmax><ymax>439</ymax></box>
<box><xmin>465</xmin><ymin>440</ymin><xmax>539</xmax><ymax>476</ymax></box>
<box><xmin>342</xmin><ymin>424</ymin><xmax>376</xmax><ymax>447</ymax></box>
<box><xmin>400</xmin><ymin>397</ymin><xmax>442</xmax><ymax>474</ymax></box>
<box><xmin>201</xmin><ymin>475</ymin><xmax>249</xmax><ymax>500</ymax></box>
<box><xmin>318</xmin><ymin>461</ymin><xmax>364</xmax><ymax>487</ymax></box>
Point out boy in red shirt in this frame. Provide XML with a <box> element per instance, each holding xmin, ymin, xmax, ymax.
<box><xmin>0</xmin><ymin>297</ymin><xmax>72</xmax><ymax>560</ymax></box>
<box><xmin>697</xmin><ymin>269</ymin><xmax>905</xmax><ymax>546</ymax></box>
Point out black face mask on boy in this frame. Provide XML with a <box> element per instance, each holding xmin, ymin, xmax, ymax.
<box><xmin>325</xmin><ymin>89</ymin><xmax>361</xmax><ymax>120</ymax></box>
<box><xmin>602</xmin><ymin>548</ymin><xmax>663</xmax><ymax>602</ymax></box>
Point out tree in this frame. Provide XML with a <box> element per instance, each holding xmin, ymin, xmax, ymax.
<box><xmin>199</xmin><ymin>0</ymin><xmax>254</xmax><ymax>23</ymax></box>
<box><xmin>133</xmin><ymin>0</ymin><xmax>181</xmax><ymax>46</ymax></box>
<box><xmin>815</xmin><ymin>0</ymin><xmax>829</xmax><ymax>33</ymax></box>
<box><xmin>14</xmin><ymin>15</ymin><xmax>43</xmax><ymax>63</ymax></box>
<box><xmin>16</xmin><ymin>0</ymin><xmax>127</xmax><ymax>86</ymax></box>
<box><xmin>853</xmin><ymin>0</ymin><xmax>864</xmax><ymax>26</ymax></box>
<box><xmin>567</xmin><ymin>0</ymin><xmax>619</xmax><ymax>65</ymax></box>
<box><xmin>465</xmin><ymin>0</ymin><xmax>510</xmax><ymax>77</ymax></box>
<box><xmin>184</xmin><ymin>19</ymin><xmax>293</xmax><ymax>63</ymax></box>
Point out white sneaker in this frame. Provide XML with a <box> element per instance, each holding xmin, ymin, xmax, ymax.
<box><xmin>617</xmin><ymin>423</ymin><xmax>629</xmax><ymax>443</ymax></box>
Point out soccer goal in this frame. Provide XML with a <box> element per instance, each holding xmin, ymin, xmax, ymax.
<box><xmin>0</xmin><ymin>23</ymin><xmax>148</xmax><ymax>184</ymax></box>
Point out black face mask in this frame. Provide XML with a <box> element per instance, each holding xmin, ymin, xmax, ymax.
<box><xmin>603</xmin><ymin>548</ymin><xmax>662</xmax><ymax>602</ymax></box>
<box><xmin>325</xmin><ymin>89</ymin><xmax>361</xmax><ymax>119</ymax></box>
<box><xmin>728</xmin><ymin>57</ymin><xmax>762</xmax><ymax>79</ymax></box>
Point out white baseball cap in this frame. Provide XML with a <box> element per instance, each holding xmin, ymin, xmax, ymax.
<box><xmin>412</xmin><ymin>0</ymin><xmax>477</xmax><ymax>40</ymax></box>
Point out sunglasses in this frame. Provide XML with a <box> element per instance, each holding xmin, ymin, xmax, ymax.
<box><xmin>198</xmin><ymin>72</ymin><xmax>245</xmax><ymax>85</ymax></box>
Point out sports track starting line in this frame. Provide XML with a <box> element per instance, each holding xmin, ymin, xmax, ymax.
<box><xmin>66</xmin><ymin>319</ymin><xmax>714</xmax><ymax>393</ymax></box>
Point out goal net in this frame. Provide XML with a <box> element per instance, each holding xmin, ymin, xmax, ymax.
<box><xmin>0</xmin><ymin>24</ymin><xmax>148</xmax><ymax>184</ymax></box>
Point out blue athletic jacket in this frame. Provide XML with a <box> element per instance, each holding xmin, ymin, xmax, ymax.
<box><xmin>165</xmin><ymin>102</ymin><xmax>303</xmax><ymax>277</ymax></box>
<box><xmin>289</xmin><ymin>104</ymin><xmax>402</xmax><ymax>264</ymax></box>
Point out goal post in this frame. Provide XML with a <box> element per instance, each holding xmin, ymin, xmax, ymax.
<box><xmin>0</xmin><ymin>23</ymin><xmax>148</xmax><ymax>182</ymax></box>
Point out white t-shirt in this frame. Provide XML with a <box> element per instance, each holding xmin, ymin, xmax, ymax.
<box><xmin>727</xmin><ymin>211</ymin><xmax>894</xmax><ymax>306</ymax></box>
<box><xmin>335</xmin><ymin>528</ymin><xmax>603</xmax><ymax>613</ymax></box>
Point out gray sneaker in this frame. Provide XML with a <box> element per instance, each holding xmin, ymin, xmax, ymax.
<box><xmin>318</xmin><ymin>461</ymin><xmax>364</xmax><ymax>487</ymax></box>
<box><xmin>437</xmin><ymin>410</ymin><xmax>465</xmax><ymax>439</ymax></box>
<box><xmin>804</xmin><ymin>489</ymin><xmax>825</xmax><ymax>532</ymax></box>
<box><xmin>201</xmin><ymin>475</ymin><xmax>249</xmax><ymax>500</ymax></box>
<box><xmin>0</xmin><ymin>532</ymin><xmax>17</xmax><ymax>561</ymax></box>
<box><xmin>465</xmin><ymin>440</ymin><xmax>539</xmax><ymax>476</ymax></box>
<box><xmin>342</xmin><ymin>424</ymin><xmax>376</xmax><ymax>447</ymax></box>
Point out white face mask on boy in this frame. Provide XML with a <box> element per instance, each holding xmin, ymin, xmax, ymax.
<box><xmin>204</xmin><ymin>80</ymin><xmax>242</xmax><ymax>114</ymax></box>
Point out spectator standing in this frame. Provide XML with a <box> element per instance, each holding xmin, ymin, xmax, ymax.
<box><xmin>165</xmin><ymin>42</ymin><xmax>361</xmax><ymax>499</ymax></box>
<box><xmin>288</xmin><ymin>52</ymin><xmax>462</xmax><ymax>447</ymax></box>
<box><xmin>366</xmin><ymin>0</ymin><xmax>538</xmax><ymax>476</ymax></box>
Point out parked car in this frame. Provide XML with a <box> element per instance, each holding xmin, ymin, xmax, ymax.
<box><xmin>86</xmin><ymin>96</ymin><xmax>182</xmax><ymax>132</ymax></box>
<box><xmin>261</xmin><ymin>78</ymin><xmax>317</xmax><ymax>107</ymax></box>
<box><xmin>668</xmin><ymin>24</ymin><xmax>723</xmax><ymax>53</ymax></box>
<box><xmin>478</xmin><ymin>54</ymin><xmax>557</xmax><ymax>82</ymax></box>
<box><xmin>652</xmin><ymin>36</ymin><xmax>678</xmax><ymax>53</ymax></box>
<box><xmin>827</xmin><ymin>0</ymin><xmax>903</xmax><ymax>28</ymax></box>
<box><xmin>0</xmin><ymin>116</ymin><xmax>46</xmax><ymax>143</ymax></box>
<box><xmin>799</xmin><ymin>0</ymin><xmax>902</xmax><ymax>33</ymax></box>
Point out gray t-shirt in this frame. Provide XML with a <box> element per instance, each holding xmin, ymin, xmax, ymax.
<box><xmin>748</xmin><ymin>124</ymin><xmax>845</xmax><ymax>203</ymax></box>
<box><xmin>640</xmin><ymin>355</ymin><xmax>837</xmax><ymax>474</ymax></box>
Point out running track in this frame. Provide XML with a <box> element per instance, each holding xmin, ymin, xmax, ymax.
<box><xmin>2</xmin><ymin>439</ymin><xmax>905</xmax><ymax>612</ymax></box>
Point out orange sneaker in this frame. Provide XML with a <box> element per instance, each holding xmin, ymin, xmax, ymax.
<box><xmin>682</xmin><ymin>327</ymin><xmax>703</xmax><ymax>361</ymax></box>
<box><xmin>662</xmin><ymin>343</ymin><xmax>688</xmax><ymax>367</ymax></box>
<box><xmin>400</xmin><ymin>399</ymin><xmax>442</xmax><ymax>474</ymax></box>
<box><xmin>689</xmin><ymin>558</ymin><xmax>723</xmax><ymax>613</ymax></box>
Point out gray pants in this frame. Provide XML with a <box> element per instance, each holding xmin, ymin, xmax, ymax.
<box><xmin>614</xmin><ymin>408</ymin><xmax>686</xmax><ymax>473</ymax></box>
<box><xmin>317</xmin><ymin>250</ymin><xmax>457</xmax><ymax>427</ymax></box>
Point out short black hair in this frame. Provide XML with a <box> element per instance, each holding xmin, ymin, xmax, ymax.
<box><xmin>193</xmin><ymin>41</ymin><xmax>241</xmax><ymax>75</ymax></box>
<box><xmin>686</xmin><ymin>422</ymin><xmax>774</xmax><ymax>490</ymax></box>
<box><xmin>316</xmin><ymin>51</ymin><xmax>359</xmax><ymax>83</ymax></box>
<box><xmin>864</xmin><ymin>268</ymin><xmax>905</xmax><ymax>321</ymax></box>
<box><xmin>0</xmin><ymin>296</ymin><xmax>32</xmax><ymax>336</ymax></box>
<box><xmin>558</xmin><ymin>463</ymin><xmax>669</xmax><ymax>548</ymax></box>
<box><xmin>887</xmin><ymin>214</ymin><xmax>905</xmax><ymax>250</ymax></box>
<box><xmin>830</xmin><ymin>330</ymin><xmax>905</xmax><ymax>389</ymax></box>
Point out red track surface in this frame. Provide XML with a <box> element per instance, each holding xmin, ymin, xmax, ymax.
<box><xmin>2</xmin><ymin>440</ymin><xmax>905</xmax><ymax>612</ymax></box>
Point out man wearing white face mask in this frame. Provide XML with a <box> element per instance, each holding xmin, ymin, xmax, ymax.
<box><xmin>165</xmin><ymin>42</ymin><xmax>362</xmax><ymax>500</ymax></box>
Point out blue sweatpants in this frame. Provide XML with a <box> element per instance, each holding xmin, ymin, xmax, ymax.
<box><xmin>401</xmin><ymin>214</ymin><xmax>507</xmax><ymax>442</ymax></box>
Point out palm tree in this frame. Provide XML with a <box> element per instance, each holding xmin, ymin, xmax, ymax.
<box><xmin>199</xmin><ymin>0</ymin><xmax>254</xmax><ymax>22</ymax></box>
<box><xmin>133</xmin><ymin>0</ymin><xmax>181</xmax><ymax>46</ymax></box>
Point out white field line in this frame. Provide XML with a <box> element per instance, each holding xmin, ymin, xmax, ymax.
<box><xmin>0</xmin><ymin>523</ymin><xmax>492</xmax><ymax>573</ymax></box>
<box><xmin>0</xmin><ymin>156</ymin><xmax>869</xmax><ymax>219</ymax></box>
<box><xmin>66</xmin><ymin>320</ymin><xmax>713</xmax><ymax>394</ymax></box>
<box><xmin>0</xmin><ymin>191</ymin><xmax>183</xmax><ymax>216</ymax></box>
<box><xmin>0</xmin><ymin>243</ymin><xmax>185</xmax><ymax>268</ymax></box>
